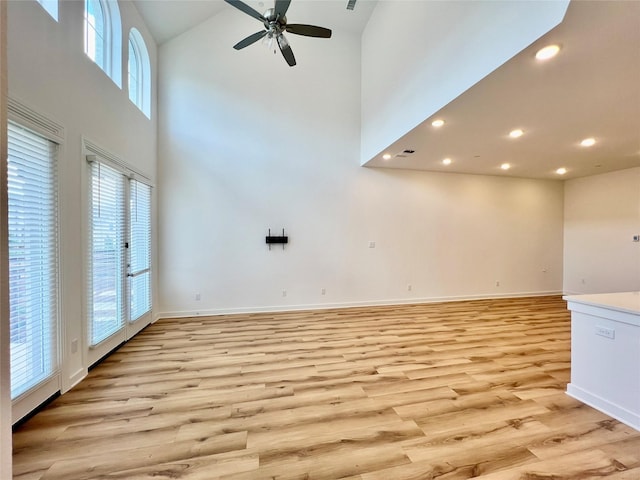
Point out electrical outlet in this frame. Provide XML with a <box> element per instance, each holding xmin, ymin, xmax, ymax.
<box><xmin>321</xmin><ymin>288</ymin><xmax>326</xmax><ymax>295</ymax></box>
<box><xmin>407</xmin><ymin>284</ymin><xmax>412</xmax><ymax>291</ymax></box>
<box><xmin>71</xmin><ymin>339</ymin><xmax>78</xmax><ymax>354</ymax></box>
<box><xmin>282</xmin><ymin>290</ymin><xmax>287</xmax><ymax>297</ymax></box>
<box><xmin>195</xmin><ymin>292</ymin><xmax>201</xmax><ymax>301</ymax></box>
<box><xmin>495</xmin><ymin>281</ymin><xmax>500</xmax><ymax>287</ymax></box>
<box><xmin>595</xmin><ymin>325</ymin><xmax>615</xmax><ymax>339</ymax></box>
<box><xmin>368</xmin><ymin>241</ymin><xmax>376</xmax><ymax>249</ymax></box>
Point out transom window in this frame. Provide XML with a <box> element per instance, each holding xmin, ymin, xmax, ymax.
<box><xmin>128</xmin><ymin>28</ymin><xmax>151</xmax><ymax>118</ymax></box>
<box><xmin>85</xmin><ymin>0</ymin><xmax>106</xmax><ymax>69</ymax></box>
<box><xmin>83</xmin><ymin>0</ymin><xmax>122</xmax><ymax>88</ymax></box>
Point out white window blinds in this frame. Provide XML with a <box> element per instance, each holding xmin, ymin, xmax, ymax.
<box><xmin>129</xmin><ymin>179</ymin><xmax>151</xmax><ymax>321</ymax></box>
<box><xmin>88</xmin><ymin>161</ymin><xmax>126</xmax><ymax>346</ymax></box>
<box><xmin>7</xmin><ymin>122</ymin><xmax>59</xmax><ymax>399</ymax></box>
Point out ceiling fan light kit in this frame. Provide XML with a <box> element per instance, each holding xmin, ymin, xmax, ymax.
<box><xmin>224</xmin><ymin>0</ymin><xmax>332</xmax><ymax>67</ymax></box>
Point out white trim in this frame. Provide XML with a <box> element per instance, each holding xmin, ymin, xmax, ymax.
<box><xmin>11</xmin><ymin>375</ymin><xmax>59</xmax><ymax>424</ymax></box>
<box><xmin>62</xmin><ymin>367</ymin><xmax>87</xmax><ymax>394</ymax></box>
<box><xmin>83</xmin><ymin>137</ymin><xmax>153</xmax><ymax>185</ymax></box>
<box><xmin>155</xmin><ymin>290</ymin><xmax>563</xmax><ymax>320</ymax></box>
<box><xmin>7</xmin><ymin>96</ymin><xmax>64</xmax><ymax>144</ymax></box>
<box><xmin>567</xmin><ymin>384</ymin><xmax>640</xmax><ymax>432</ymax></box>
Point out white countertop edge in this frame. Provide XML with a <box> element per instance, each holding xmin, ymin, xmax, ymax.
<box><xmin>563</xmin><ymin>291</ymin><xmax>640</xmax><ymax>316</ymax></box>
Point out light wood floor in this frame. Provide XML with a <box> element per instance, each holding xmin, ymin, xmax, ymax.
<box><xmin>12</xmin><ymin>296</ymin><xmax>640</xmax><ymax>479</ymax></box>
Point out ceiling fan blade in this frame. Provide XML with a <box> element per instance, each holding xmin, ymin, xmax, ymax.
<box><xmin>277</xmin><ymin>34</ymin><xmax>296</xmax><ymax>67</ymax></box>
<box><xmin>233</xmin><ymin>30</ymin><xmax>267</xmax><ymax>50</ymax></box>
<box><xmin>274</xmin><ymin>0</ymin><xmax>291</xmax><ymax>18</ymax></box>
<box><xmin>224</xmin><ymin>0</ymin><xmax>265</xmax><ymax>22</ymax></box>
<box><xmin>285</xmin><ymin>24</ymin><xmax>332</xmax><ymax>38</ymax></box>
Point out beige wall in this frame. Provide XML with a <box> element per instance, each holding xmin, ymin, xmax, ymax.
<box><xmin>157</xmin><ymin>9</ymin><xmax>565</xmax><ymax>318</ymax></box>
<box><xmin>563</xmin><ymin>167</ymin><xmax>640</xmax><ymax>294</ymax></box>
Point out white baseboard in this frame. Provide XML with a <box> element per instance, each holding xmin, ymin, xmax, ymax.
<box><xmin>155</xmin><ymin>290</ymin><xmax>563</xmax><ymax>321</ymax></box>
<box><xmin>61</xmin><ymin>367</ymin><xmax>88</xmax><ymax>394</ymax></box>
<box><xmin>567</xmin><ymin>384</ymin><xmax>640</xmax><ymax>432</ymax></box>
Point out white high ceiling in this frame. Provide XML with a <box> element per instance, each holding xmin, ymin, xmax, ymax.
<box><xmin>133</xmin><ymin>0</ymin><xmax>378</xmax><ymax>45</ymax></box>
<box><xmin>134</xmin><ymin>0</ymin><xmax>640</xmax><ymax>180</ymax></box>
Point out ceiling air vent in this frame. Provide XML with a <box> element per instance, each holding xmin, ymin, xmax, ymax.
<box><xmin>395</xmin><ymin>149</ymin><xmax>416</xmax><ymax>158</ymax></box>
<box><xmin>346</xmin><ymin>0</ymin><xmax>357</xmax><ymax>11</ymax></box>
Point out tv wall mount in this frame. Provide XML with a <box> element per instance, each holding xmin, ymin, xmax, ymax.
<box><xmin>266</xmin><ymin>228</ymin><xmax>288</xmax><ymax>250</ymax></box>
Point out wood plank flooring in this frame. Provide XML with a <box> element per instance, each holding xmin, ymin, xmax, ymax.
<box><xmin>12</xmin><ymin>296</ymin><xmax>640</xmax><ymax>479</ymax></box>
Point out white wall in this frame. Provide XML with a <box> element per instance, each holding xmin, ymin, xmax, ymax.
<box><xmin>563</xmin><ymin>167</ymin><xmax>640</xmax><ymax>294</ymax></box>
<box><xmin>6</xmin><ymin>0</ymin><xmax>157</xmax><ymax>417</ymax></box>
<box><xmin>157</xmin><ymin>9</ymin><xmax>564</xmax><ymax>318</ymax></box>
<box><xmin>360</xmin><ymin>0</ymin><xmax>569</xmax><ymax>164</ymax></box>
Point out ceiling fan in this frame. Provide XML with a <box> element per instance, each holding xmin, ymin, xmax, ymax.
<box><xmin>224</xmin><ymin>0</ymin><xmax>332</xmax><ymax>67</ymax></box>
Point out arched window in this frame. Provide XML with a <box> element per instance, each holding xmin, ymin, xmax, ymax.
<box><xmin>84</xmin><ymin>0</ymin><xmax>122</xmax><ymax>87</ymax></box>
<box><xmin>128</xmin><ymin>28</ymin><xmax>151</xmax><ymax>118</ymax></box>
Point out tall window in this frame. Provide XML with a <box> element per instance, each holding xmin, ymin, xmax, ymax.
<box><xmin>84</xmin><ymin>0</ymin><xmax>122</xmax><ymax>87</ymax></box>
<box><xmin>88</xmin><ymin>158</ymin><xmax>152</xmax><ymax>348</ymax></box>
<box><xmin>129</xmin><ymin>180</ymin><xmax>152</xmax><ymax>320</ymax></box>
<box><xmin>88</xmin><ymin>161</ymin><xmax>125</xmax><ymax>345</ymax></box>
<box><xmin>7</xmin><ymin>122</ymin><xmax>59</xmax><ymax>399</ymax></box>
<box><xmin>128</xmin><ymin>28</ymin><xmax>151</xmax><ymax>118</ymax></box>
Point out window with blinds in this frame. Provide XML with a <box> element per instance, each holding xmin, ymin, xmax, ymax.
<box><xmin>88</xmin><ymin>161</ymin><xmax>125</xmax><ymax>346</ymax></box>
<box><xmin>129</xmin><ymin>179</ymin><xmax>151</xmax><ymax>321</ymax></box>
<box><xmin>7</xmin><ymin>122</ymin><xmax>59</xmax><ymax>400</ymax></box>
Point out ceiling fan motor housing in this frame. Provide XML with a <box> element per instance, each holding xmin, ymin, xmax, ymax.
<box><xmin>263</xmin><ymin>8</ymin><xmax>287</xmax><ymax>32</ymax></box>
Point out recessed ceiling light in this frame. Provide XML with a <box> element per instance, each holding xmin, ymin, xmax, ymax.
<box><xmin>509</xmin><ymin>129</ymin><xmax>524</xmax><ymax>138</ymax></box>
<box><xmin>382</xmin><ymin>153</ymin><xmax>392</xmax><ymax>160</ymax></box>
<box><xmin>556</xmin><ymin>167</ymin><xmax>567</xmax><ymax>175</ymax></box>
<box><xmin>536</xmin><ymin>44</ymin><xmax>560</xmax><ymax>61</ymax></box>
<box><xmin>580</xmin><ymin>138</ymin><xmax>596</xmax><ymax>147</ymax></box>
<box><xmin>442</xmin><ymin>158</ymin><xmax>452</xmax><ymax>165</ymax></box>
<box><xmin>431</xmin><ymin>119</ymin><xmax>445</xmax><ymax>128</ymax></box>
<box><xmin>501</xmin><ymin>163</ymin><xmax>511</xmax><ymax>170</ymax></box>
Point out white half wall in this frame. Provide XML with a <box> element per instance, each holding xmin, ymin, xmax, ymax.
<box><xmin>360</xmin><ymin>0</ymin><xmax>569</xmax><ymax>164</ymax></box>
<box><xmin>157</xmin><ymin>9</ymin><xmax>564</xmax><ymax>318</ymax></box>
<box><xmin>7</xmin><ymin>0</ymin><xmax>158</xmax><ymax>415</ymax></box>
<box><xmin>563</xmin><ymin>167</ymin><xmax>640</xmax><ymax>294</ymax></box>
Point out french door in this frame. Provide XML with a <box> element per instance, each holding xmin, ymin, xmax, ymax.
<box><xmin>87</xmin><ymin>158</ymin><xmax>151</xmax><ymax>365</ymax></box>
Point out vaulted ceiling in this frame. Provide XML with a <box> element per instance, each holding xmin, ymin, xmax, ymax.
<box><xmin>134</xmin><ymin>0</ymin><xmax>640</xmax><ymax>180</ymax></box>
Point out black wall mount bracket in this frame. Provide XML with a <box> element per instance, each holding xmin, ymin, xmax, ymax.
<box><xmin>266</xmin><ymin>228</ymin><xmax>288</xmax><ymax>250</ymax></box>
